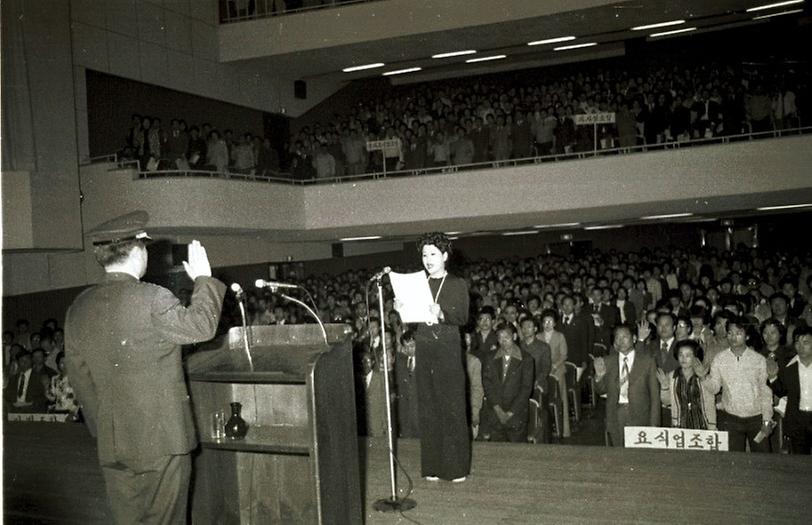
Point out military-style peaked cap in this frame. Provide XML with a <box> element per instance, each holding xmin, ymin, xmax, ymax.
<box><xmin>88</xmin><ymin>210</ymin><xmax>153</xmax><ymax>246</ymax></box>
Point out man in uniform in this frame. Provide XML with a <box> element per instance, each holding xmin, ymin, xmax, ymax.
<box><xmin>65</xmin><ymin>211</ymin><xmax>226</xmax><ymax>524</ymax></box>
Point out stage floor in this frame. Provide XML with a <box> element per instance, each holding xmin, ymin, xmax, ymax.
<box><xmin>4</xmin><ymin>422</ymin><xmax>811</xmax><ymax>524</ymax></box>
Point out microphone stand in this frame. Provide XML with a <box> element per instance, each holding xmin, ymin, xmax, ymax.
<box><xmin>372</xmin><ymin>273</ymin><xmax>416</xmax><ymax>513</ymax></box>
<box><xmin>235</xmin><ymin>295</ymin><xmax>254</xmax><ymax>372</ymax></box>
<box><xmin>277</xmin><ymin>290</ymin><xmax>328</xmax><ymax>346</ymax></box>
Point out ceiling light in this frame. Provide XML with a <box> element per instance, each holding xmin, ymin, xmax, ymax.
<box><xmin>746</xmin><ymin>1</ymin><xmax>804</xmax><ymax>13</ymax></box>
<box><xmin>554</xmin><ymin>42</ymin><xmax>598</xmax><ymax>51</ymax></box>
<box><xmin>584</xmin><ymin>224</ymin><xmax>623</xmax><ymax>230</ymax></box>
<box><xmin>756</xmin><ymin>203</ymin><xmax>812</xmax><ymax>211</ymax></box>
<box><xmin>752</xmin><ymin>8</ymin><xmax>804</xmax><ymax>18</ymax></box>
<box><xmin>445</xmin><ymin>231</ymin><xmax>463</xmax><ymax>235</ymax></box>
<box><xmin>339</xmin><ymin>235</ymin><xmax>382</xmax><ymax>241</ymax></box>
<box><xmin>342</xmin><ymin>63</ymin><xmax>385</xmax><ymax>73</ymax></box>
<box><xmin>465</xmin><ymin>55</ymin><xmax>507</xmax><ymax>63</ymax></box>
<box><xmin>641</xmin><ymin>213</ymin><xmax>694</xmax><ymax>220</ymax></box>
<box><xmin>650</xmin><ymin>27</ymin><xmax>698</xmax><ymax>37</ymax></box>
<box><xmin>534</xmin><ymin>222</ymin><xmax>581</xmax><ymax>228</ymax></box>
<box><xmin>631</xmin><ymin>20</ymin><xmax>686</xmax><ymax>31</ymax></box>
<box><xmin>501</xmin><ymin>230</ymin><xmax>538</xmax><ymax>236</ymax></box>
<box><xmin>528</xmin><ymin>36</ymin><xmax>576</xmax><ymax>46</ymax></box>
<box><xmin>383</xmin><ymin>67</ymin><xmax>422</xmax><ymax>76</ymax></box>
<box><xmin>432</xmin><ymin>50</ymin><xmax>477</xmax><ymax>58</ymax></box>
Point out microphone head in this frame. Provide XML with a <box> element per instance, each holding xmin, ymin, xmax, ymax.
<box><xmin>230</xmin><ymin>283</ymin><xmax>244</xmax><ymax>294</ymax></box>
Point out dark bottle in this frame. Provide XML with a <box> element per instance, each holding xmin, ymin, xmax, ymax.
<box><xmin>225</xmin><ymin>402</ymin><xmax>249</xmax><ymax>439</ymax></box>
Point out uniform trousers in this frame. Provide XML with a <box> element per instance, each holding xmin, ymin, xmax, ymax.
<box><xmin>101</xmin><ymin>453</ymin><xmax>191</xmax><ymax>524</ymax></box>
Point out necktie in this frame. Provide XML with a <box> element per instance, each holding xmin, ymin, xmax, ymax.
<box><xmin>502</xmin><ymin>356</ymin><xmax>510</xmax><ymax>381</ymax></box>
<box><xmin>661</xmin><ymin>340</ymin><xmax>668</xmax><ymax>359</ymax></box>
<box><xmin>17</xmin><ymin>373</ymin><xmax>25</xmax><ymax>398</ymax></box>
<box><xmin>620</xmin><ymin>357</ymin><xmax>629</xmax><ymax>402</ymax></box>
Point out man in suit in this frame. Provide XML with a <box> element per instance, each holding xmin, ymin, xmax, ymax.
<box><xmin>5</xmin><ymin>350</ymin><xmax>50</xmax><ymax>413</ymax></box>
<box><xmin>768</xmin><ymin>326</ymin><xmax>812</xmax><ymax>454</ymax></box>
<box><xmin>559</xmin><ymin>295</ymin><xmax>594</xmax><ymax>368</ymax></box>
<box><xmin>470</xmin><ymin>306</ymin><xmax>499</xmax><ymax>363</ymax></box>
<box><xmin>65</xmin><ymin>211</ymin><xmax>226</xmax><ymax>524</ymax></box>
<box><xmin>594</xmin><ymin>324</ymin><xmax>660</xmax><ymax>447</ymax></box>
<box><xmin>644</xmin><ymin>312</ymin><xmax>679</xmax><ymax>426</ymax></box>
<box><xmin>480</xmin><ymin>326</ymin><xmax>535</xmax><ymax>442</ymax></box>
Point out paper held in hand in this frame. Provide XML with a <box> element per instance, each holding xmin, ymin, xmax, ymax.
<box><xmin>390</xmin><ymin>271</ymin><xmax>438</xmax><ymax>324</ymax></box>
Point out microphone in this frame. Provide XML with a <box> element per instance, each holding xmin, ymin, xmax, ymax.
<box><xmin>230</xmin><ymin>282</ymin><xmax>245</xmax><ymax>298</ymax></box>
<box><xmin>255</xmin><ymin>279</ymin><xmax>298</xmax><ymax>290</ymax></box>
<box><xmin>369</xmin><ymin>266</ymin><xmax>392</xmax><ymax>282</ymax></box>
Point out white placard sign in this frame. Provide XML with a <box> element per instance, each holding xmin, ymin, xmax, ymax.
<box><xmin>624</xmin><ymin>426</ymin><xmax>728</xmax><ymax>451</ymax></box>
<box><xmin>574</xmin><ymin>112</ymin><xmax>616</xmax><ymax>125</ymax></box>
<box><xmin>366</xmin><ymin>139</ymin><xmax>401</xmax><ymax>151</ymax></box>
<box><xmin>8</xmin><ymin>412</ymin><xmax>70</xmax><ymax>423</ymax></box>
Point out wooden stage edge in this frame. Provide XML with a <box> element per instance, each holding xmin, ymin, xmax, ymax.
<box><xmin>4</xmin><ymin>423</ymin><xmax>812</xmax><ymax>524</ymax></box>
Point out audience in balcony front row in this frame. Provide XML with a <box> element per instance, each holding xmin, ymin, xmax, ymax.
<box><xmin>6</xmin><ymin>244</ymin><xmax>812</xmax><ymax>454</ymax></box>
<box><xmin>120</xmin><ymin>117</ymin><xmax>281</xmax><ymax>178</ymax></box>
<box><xmin>114</xmin><ymin>49</ymin><xmax>805</xmax><ymax>181</ymax></box>
<box><xmin>284</xmin><ymin>54</ymin><xmax>805</xmax><ymax>178</ymax></box>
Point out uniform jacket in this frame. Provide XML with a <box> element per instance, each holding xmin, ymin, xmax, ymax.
<box><xmin>481</xmin><ymin>349</ymin><xmax>534</xmax><ymax>430</ymax></box>
<box><xmin>595</xmin><ymin>348</ymin><xmax>660</xmax><ymax>440</ymax></box>
<box><xmin>65</xmin><ymin>272</ymin><xmax>225</xmax><ymax>467</ymax></box>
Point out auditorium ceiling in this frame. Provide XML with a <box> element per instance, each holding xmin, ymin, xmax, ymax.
<box><xmin>225</xmin><ymin>0</ymin><xmax>805</xmax><ymax>81</ymax></box>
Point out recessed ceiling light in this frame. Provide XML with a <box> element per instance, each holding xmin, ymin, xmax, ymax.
<box><xmin>631</xmin><ymin>20</ymin><xmax>686</xmax><ymax>31</ymax></box>
<box><xmin>465</xmin><ymin>55</ymin><xmax>507</xmax><ymax>63</ymax></box>
<box><xmin>534</xmin><ymin>222</ymin><xmax>581</xmax><ymax>228</ymax></box>
<box><xmin>342</xmin><ymin>63</ymin><xmax>385</xmax><ymax>73</ymax></box>
<box><xmin>527</xmin><ymin>36</ymin><xmax>576</xmax><ymax>46</ymax></box>
<box><xmin>584</xmin><ymin>224</ymin><xmax>623</xmax><ymax>230</ymax></box>
<box><xmin>432</xmin><ymin>50</ymin><xmax>477</xmax><ymax>58</ymax></box>
<box><xmin>554</xmin><ymin>42</ymin><xmax>598</xmax><ymax>51</ymax></box>
<box><xmin>746</xmin><ymin>1</ymin><xmax>804</xmax><ymax>13</ymax></box>
<box><xmin>650</xmin><ymin>27</ymin><xmax>698</xmax><ymax>38</ymax></box>
<box><xmin>501</xmin><ymin>230</ymin><xmax>538</xmax><ymax>236</ymax></box>
<box><xmin>640</xmin><ymin>213</ymin><xmax>694</xmax><ymax>220</ymax></box>
<box><xmin>752</xmin><ymin>8</ymin><xmax>804</xmax><ymax>18</ymax></box>
<box><xmin>383</xmin><ymin>67</ymin><xmax>422</xmax><ymax>76</ymax></box>
<box><xmin>756</xmin><ymin>203</ymin><xmax>812</xmax><ymax>211</ymax></box>
<box><xmin>339</xmin><ymin>235</ymin><xmax>382</xmax><ymax>241</ymax></box>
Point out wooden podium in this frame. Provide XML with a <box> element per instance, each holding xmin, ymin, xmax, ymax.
<box><xmin>185</xmin><ymin>324</ymin><xmax>361</xmax><ymax>524</ymax></box>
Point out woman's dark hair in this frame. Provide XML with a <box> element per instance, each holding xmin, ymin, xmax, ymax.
<box><xmin>416</xmin><ymin>232</ymin><xmax>452</xmax><ymax>255</ymax></box>
<box><xmin>540</xmin><ymin>308</ymin><xmax>559</xmax><ymax>324</ymax></box>
<box><xmin>673</xmin><ymin>339</ymin><xmax>704</xmax><ymax>363</ymax></box>
<box><xmin>760</xmin><ymin>318</ymin><xmax>787</xmax><ymax>346</ymax></box>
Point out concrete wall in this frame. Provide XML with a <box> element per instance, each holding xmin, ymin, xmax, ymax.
<box><xmin>1</xmin><ymin>0</ymin><xmax>82</xmax><ymax>250</ymax></box>
<box><xmin>69</xmin><ymin>0</ymin><xmax>284</xmax><ymax>159</ymax></box>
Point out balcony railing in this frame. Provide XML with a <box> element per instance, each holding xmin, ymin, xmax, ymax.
<box><xmin>131</xmin><ymin>125</ymin><xmax>812</xmax><ymax>186</ymax></box>
<box><xmin>219</xmin><ymin>0</ymin><xmax>382</xmax><ymax>24</ymax></box>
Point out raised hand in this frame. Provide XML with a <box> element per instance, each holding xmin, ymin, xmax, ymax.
<box><xmin>182</xmin><ymin>240</ymin><xmax>212</xmax><ymax>281</ymax></box>
<box><xmin>656</xmin><ymin>367</ymin><xmax>668</xmax><ymax>386</ymax></box>
<box><xmin>637</xmin><ymin>320</ymin><xmax>651</xmax><ymax>342</ymax></box>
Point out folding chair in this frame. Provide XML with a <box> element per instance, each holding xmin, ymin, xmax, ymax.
<box><xmin>546</xmin><ymin>375</ymin><xmax>562</xmax><ymax>439</ymax></box>
<box><xmin>564</xmin><ymin>361</ymin><xmax>582</xmax><ymax>424</ymax></box>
